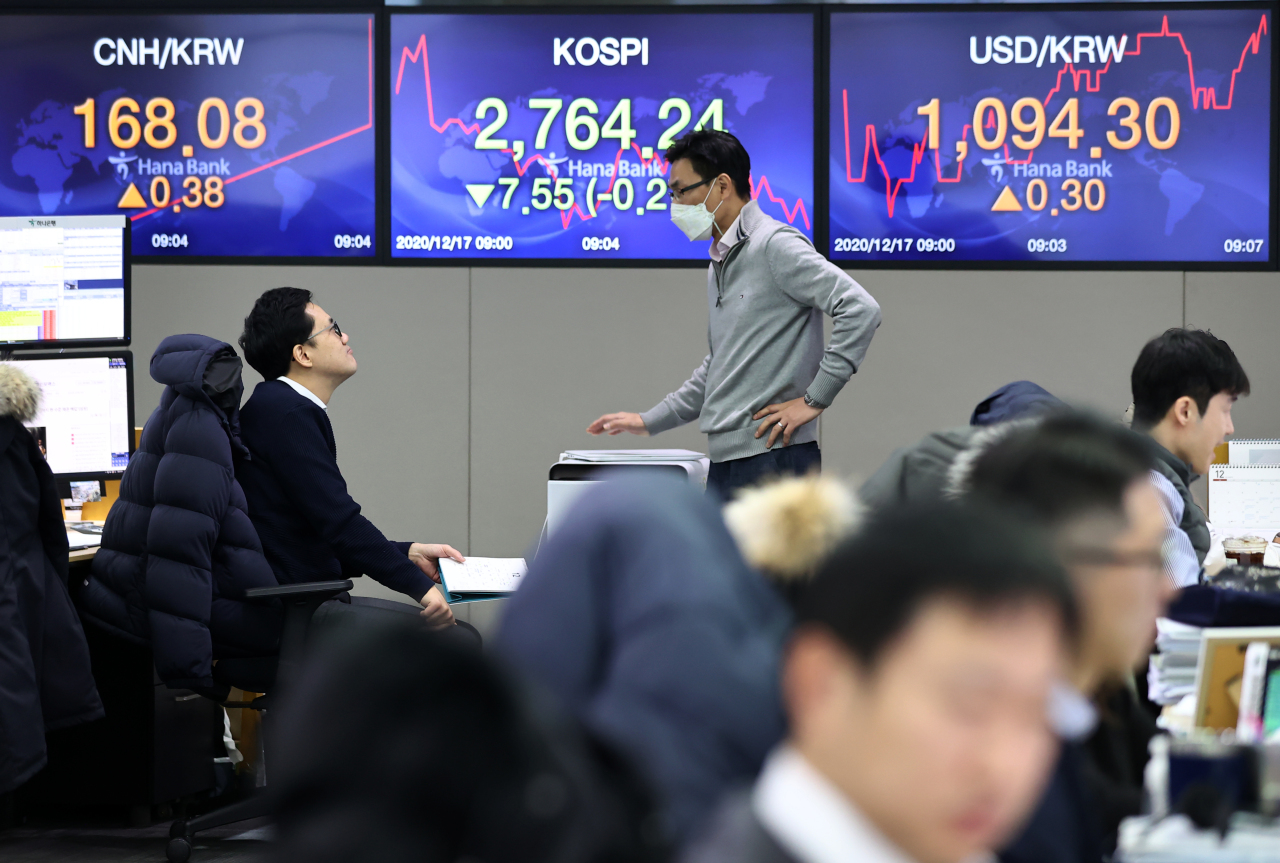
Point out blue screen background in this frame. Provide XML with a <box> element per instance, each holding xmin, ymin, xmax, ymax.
<box><xmin>0</xmin><ymin>14</ymin><xmax>377</xmax><ymax>258</ymax></box>
<box><xmin>390</xmin><ymin>12</ymin><xmax>814</xmax><ymax>260</ymax></box>
<box><xmin>829</xmin><ymin>8</ymin><xmax>1273</xmax><ymax>263</ymax></box>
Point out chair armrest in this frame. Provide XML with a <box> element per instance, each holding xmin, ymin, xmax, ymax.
<box><xmin>245</xmin><ymin>580</ymin><xmax>353</xmax><ymax>601</ymax></box>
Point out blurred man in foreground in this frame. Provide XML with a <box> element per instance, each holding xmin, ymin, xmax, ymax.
<box><xmin>686</xmin><ymin>502</ymin><xmax>1077</xmax><ymax>863</ymax></box>
<box><xmin>953</xmin><ymin>412</ymin><xmax>1171</xmax><ymax>860</ymax></box>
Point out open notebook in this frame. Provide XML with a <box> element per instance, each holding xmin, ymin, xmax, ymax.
<box><xmin>439</xmin><ymin>557</ymin><xmax>526</xmax><ymax>598</ymax></box>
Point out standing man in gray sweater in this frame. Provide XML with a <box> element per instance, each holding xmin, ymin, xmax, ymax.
<box><xmin>588</xmin><ymin>130</ymin><xmax>881</xmax><ymax>499</ymax></box>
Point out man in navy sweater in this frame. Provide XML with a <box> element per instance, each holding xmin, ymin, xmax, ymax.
<box><xmin>236</xmin><ymin>287</ymin><xmax>460</xmax><ymax>626</ymax></box>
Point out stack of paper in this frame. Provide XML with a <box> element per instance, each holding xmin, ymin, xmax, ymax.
<box><xmin>439</xmin><ymin>557</ymin><xmax>526</xmax><ymax>598</ymax></box>
<box><xmin>1149</xmin><ymin>618</ymin><xmax>1203</xmax><ymax>705</ymax></box>
<box><xmin>560</xmin><ymin>449</ymin><xmax>706</xmax><ymax>463</ymax></box>
<box><xmin>65</xmin><ymin>529</ymin><xmax>100</xmax><ymax>550</ymax></box>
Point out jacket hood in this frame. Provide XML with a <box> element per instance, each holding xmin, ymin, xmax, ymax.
<box><xmin>0</xmin><ymin>363</ymin><xmax>41</xmax><ymax>422</ymax></box>
<box><xmin>944</xmin><ymin>417</ymin><xmax>1043</xmax><ymax>499</ymax></box>
<box><xmin>970</xmin><ymin>381</ymin><xmax>1064</xmax><ymax>426</ymax></box>
<box><xmin>151</xmin><ymin>334</ymin><xmax>243</xmax><ymax>407</ymax></box>
<box><xmin>723</xmin><ymin>474</ymin><xmax>861</xmax><ymax>582</ymax></box>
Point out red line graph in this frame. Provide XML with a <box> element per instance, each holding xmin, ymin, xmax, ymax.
<box><xmin>843</xmin><ymin>13</ymin><xmax>1269</xmax><ymax>217</ymax></box>
<box><xmin>131</xmin><ymin>18</ymin><xmax>375</xmax><ymax>223</ymax></box>
<box><xmin>1129</xmin><ymin>14</ymin><xmax>1269</xmax><ymax>109</ymax></box>
<box><xmin>395</xmin><ymin>33</ymin><xmax>810</xmax><ymax>230</ymax></box>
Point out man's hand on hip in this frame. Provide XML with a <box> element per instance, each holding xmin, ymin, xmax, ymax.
<box><xmin>754</xmin><ymin>398</ymin><xmax>823</xmax><ymax>449</ymax></box>
<box><xmin>418</xmin><ymin>585</ymin><xmax>455</xmax><ymax>628</ymax></box>
<box><xmin>587</xmin><ymin>412</ymin><xmax>649</xmax><ymax>436</ymax></box>
<box><xmin>408</xmin><ymin>543</ymin><xmax>465</xmax><ymax>583</ymax></box>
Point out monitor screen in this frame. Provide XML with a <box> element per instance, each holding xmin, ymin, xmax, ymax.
<box><xmin>828</xmin><ymin>5</ymin><xmax>1274</xmax><ymax>265</ymax></box>
<box><xmin>389</xmin><ymin>11</ymin><xmax>815</xmax><ymax>261</ymax></box>
<box><xmin>0</xmin><ymin>13</ymin><xmax>376</xmax><ymax>259</ymax></box>
<box><xmin>7</xmin><ymin>352</ymin><xmax>133</xmax><ymax>480</ymax></box>
<box><xmin>0</xmin><ymin>215</ymin><xmax>127</xmax><ymax>347</ymax></box>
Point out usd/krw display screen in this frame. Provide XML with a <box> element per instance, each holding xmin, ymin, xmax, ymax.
<box><xmin>0</xmin><ymin>14</ymin><xmax>376</xmax><ymax>258</ymax></box>
<box><xmin>829</xmin><ymin>7</ymin><xmax>1273</xmax><ymax>264</ymax></box>
<box><xmin>390</xmin><ymin>12</ymin><xmax>814</xmax><ymax>260</ymax></box>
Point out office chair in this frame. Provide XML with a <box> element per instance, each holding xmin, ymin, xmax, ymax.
<box><xmin>164</xmin><ymin>579</ymin><xmax>352</xmax><ymax>863</ymax></box>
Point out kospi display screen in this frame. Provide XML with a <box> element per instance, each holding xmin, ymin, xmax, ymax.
<box><xmin>0</xmin><ymin>14</ymin><xmax>376</xmax><ymax>259</ymax></box>
<box><xmin>390</xmin><ymin>12</ymin><xmax>815</xmax><ymax>261</ymax></box>
<box><xmin>829</xmin><ymin>6</ymin><xmax>1274</xmax><ymax>265</ymax></box>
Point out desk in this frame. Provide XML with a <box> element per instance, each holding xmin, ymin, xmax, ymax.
<box><xmin>1118</xmin><ymin>813</ymin><xmax>1280</xmax><ymax>861</ymax></box>
<box><xmin>69</xmin><ymin>546</ymin><xmax>98</xmax><ymax>564</ymax></box>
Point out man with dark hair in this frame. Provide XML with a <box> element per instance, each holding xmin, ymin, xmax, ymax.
<box><xmin>236</xmin><ymin>287</ymin><xmax>461</xmax><ymax>626</ymax></box>
<box><xmin>953</xmin><ymin>412</ymin><xmax>1171</xmax><ymax>863</ymax></box>
<box><xmin>1131</xmin><ymin>328</ymin><xmax>1250</xmax><ymax>586</ymax></box>
<box><xmin>685</xmin><ymin>502</ymin><xmax>1077</xmax><ymax>863</ymax></box>
<box><xmin>588</xmin><ymin>130</ymin><xmax>881</xmax><ymax>499</ymax></box>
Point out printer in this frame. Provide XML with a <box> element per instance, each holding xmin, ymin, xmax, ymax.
<box><xmin>547</xmin><ymin>449</ymin><xmax>711</xmax><ymax>537</ymax></box>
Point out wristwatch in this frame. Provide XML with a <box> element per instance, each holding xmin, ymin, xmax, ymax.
<box><xmin>803</xmin><ymin>393</ymin><xmax>828</xmax><ymax>410</ymax></box>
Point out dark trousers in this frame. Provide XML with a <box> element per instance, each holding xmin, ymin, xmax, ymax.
<box><xmin>706</xmin><ymin>442</ymin><xmax>821</xmax><ymax>501</ymax></box>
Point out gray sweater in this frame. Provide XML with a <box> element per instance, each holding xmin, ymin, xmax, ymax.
<box><xmin>640</xmin><ymin>201</ymin><xmax>881</xmax><ymax>463</ymax></box>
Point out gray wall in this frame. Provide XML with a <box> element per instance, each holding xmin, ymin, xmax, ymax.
<box><xmin>130</xmin><ymin>265</ymin><xmax>1280</xmax><ymax>572</ymax></box>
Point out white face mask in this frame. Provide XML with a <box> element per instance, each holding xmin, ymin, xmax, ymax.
<box><xmin>670</xmin><ymin>181</ymin><xmax>722</xmax><ymax>241</ymax></box>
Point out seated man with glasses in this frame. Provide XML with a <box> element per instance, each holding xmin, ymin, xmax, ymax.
<box><xmin>236</xmin><ymin>287</ymin><xmax>460</xmax><ymax>627</ymax></box>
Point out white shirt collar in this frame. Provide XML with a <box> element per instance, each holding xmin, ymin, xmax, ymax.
<box><xmin>276</xmin><ymin>376</ymin><xmax>327</xmax><ymax>412</ymax></box>
<box><xmin>752</xmin><ymin>745</ymin><xmax>920</xmax><ymax>863</ymax></box>
<box><xmin>1049</xmin><ymin>680</ymin><xmax>1099</xmax><ymax>741</ymax></box>
<box><xmin>709</xmin><ymin>211</ymin><xmax>747</xmax><ymax>262</ymax></box>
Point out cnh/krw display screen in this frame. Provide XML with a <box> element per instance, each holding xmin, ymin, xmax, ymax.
<box><xmin>829</xmin><ymin>6</ymin><xmax>1273</xmax><ymax>265</ymax></box>
<box><xmin>10</xmin><ymin>355</ymin><xmax>131</xmax><ymax>478</ymax></box>
<box><xmin>0</xmin><ymin>215</ymin><xmax>126</xmax><ymax>346</ymax></box>
<box><xmin>0</xmin><ymin>14</ymin><xmax>376</xmax><ymax>259</ymax></box>
<box><xmin>390</xmin><ymin>12</ymin><xmax>815</xmax><ymax>261</ymax></box>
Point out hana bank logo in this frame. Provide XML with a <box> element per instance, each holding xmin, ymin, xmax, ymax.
<box><xmin>970</xmin><ymin>34</ymin><xmax>1129</xmax><ymax>66</ymax></box>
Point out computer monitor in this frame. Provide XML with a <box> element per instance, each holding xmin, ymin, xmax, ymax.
<box><xmin>0</xmin><ymin>215</ymin><xmax>130</xmax><ymax>348</ymax></box>
<box><xmin>6</xmin><ymin>351</ymin><xmax>134</xmax><ymax>484</ymax></box>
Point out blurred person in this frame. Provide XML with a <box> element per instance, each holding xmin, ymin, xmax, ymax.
<box><xmin>722</xmin><ymin>473</ymin><xmax>862</xmax><ymax>607</ymax></box>
<box><xmin>0</xmin><ymin>364</ymin><xmax>102</xmax><ymax>793</ymax></box>
<box><xmin>237</xmin><ymin>288</ymin><xmax>462</xmax><ymax>627</ymax></box>
<box><xmin>268</xmin><ymin>619</ymin><xmax>667</xmax><ymax>863</ymax></box>
<box><xmin>859</xmin><ymin>380</ymin><xmax>1064</xmax><ymax>510</ymax></box>
<box><xmin>1130</xmin><ymin>328</ymin><xmax>1250</xmax><ymax>587</ymax></box>
<box><xmin>587</xmin><ymin>130</ymin><xmax>881</xmax><ymax>499</ymax></box>
<box><xmin>952</xmin><ymin>412</ymin><xmax>1172</xmax><ymax>861</ymax></box>
<box><xmin>497</xmin><ymin>475</ymin><xmax>791</xmax><ymax>847</ymax></box>
<box><xmin>685</xmin><ymin>502</ymin><xmax>1078</xmax><ymax>863</ymax></box>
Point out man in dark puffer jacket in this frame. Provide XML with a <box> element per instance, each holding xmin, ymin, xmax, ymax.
<box><xmin>80</xmin><ymin>335</ymin><xmax>282</xmax><ymax>698</ymax></box>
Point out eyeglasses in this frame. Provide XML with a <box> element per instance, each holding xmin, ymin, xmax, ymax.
<box><xmin>305</xmin><ymin>319</ymin><xmax>342</xmax><ymax>343</ymax></box>
<box><xmin>668</xmin><ymin>177</ymin><xmax>714</xmax><ymax>202</ymax></box>
<box><xmin>1064</xmin><ymin>547</ymin><xmax>1165</xmax><ymax>571</ymax></box>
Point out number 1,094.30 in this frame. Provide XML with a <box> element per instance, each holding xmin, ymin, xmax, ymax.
<box><xmin>916</xmin><ymin>95</ymin><xmax>1180</xmax><ymax>153</ymax></box>
<box><xmin>72</xmin><ymin>96</ymin><xmax>267</xmax><ymax>150</ymax></box>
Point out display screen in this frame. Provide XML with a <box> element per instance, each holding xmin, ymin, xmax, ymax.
<box><xmin>390</xmin><ymin>12</ymin><xmax>814</xmax><ymax>261</ymax></box>
<box><xmin>0</xmin><ymin>215</ymin><xmax>126</xmax><ymax>346</ymax></box>
<box><xmin>0</xmin><ymin>14</ymin><xmax>376</xmax><ymax>259</ymax></box>
<box><xmin>10</xmin><ymin>354</ymin><xmax>132</xmax><ymax>478</ymax></box>
<box><xmin>829</xmin><ymin>7</ymin><xmax>1274</xmax><ymax>264</ymax></box>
